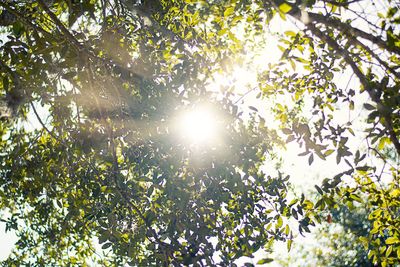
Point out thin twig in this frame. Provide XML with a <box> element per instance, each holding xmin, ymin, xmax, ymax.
<box><xmin>30</xmin><ymin>102</ymin><xmax>59</xmax><ymax>142</ymax></box>
<box><xmin>37</xmin><ymin>0</ymin><xmax>83</xmax><ymax>50</ymax></box>
<box><xmin>234</xmin><ymin>86</ymin><xmax>257</xmax><ymax>104</ymax></box>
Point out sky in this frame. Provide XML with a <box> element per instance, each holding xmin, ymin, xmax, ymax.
<box><xmin>0</xmin><ymin>214</ymin><xmax>18</xmax><ymax>260</ymax></box>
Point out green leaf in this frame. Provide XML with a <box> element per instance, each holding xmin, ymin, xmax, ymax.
<box><xmin>2</xmin><ymin>77</ymin><xmax>9</xmax><ymax>91</ymax></box>
<box><xmin>364</xmin><ymin>103</ymin><xmax>375</xmax><ymax>110</ymax></box>
<box><xmin>276</xmin><ymin>216</ymin><xmax>283</xmax><ymax>228</ymax></box>
<box><xmin>324</xmin><ymin>149</ymin><xmax>334</xmax><ymax>157</ymax></box>
<box><xmin>328</xmin><ymin>3</ymin><xmax>338</xmax><ymax>13</ymax></box>
<box><xmin>349</xmin><ymin>194</ymin><xmax>362</xmax><ymax>203</ymax></box>
<box><xmin>292</xmin><ymin>208</ymin><xmax>298</xmax><ymax>220</ymax></box>
<box><xmin>102</xmin><ymin>242</ymin><xmax>112</xmax><ymax>249</ymax></box>
<box><xmin>308</xmin><ymin>153</ymin><xmax>314</xmax><ymax>165</ymax></box>
<box><xmin>359</xmin><ymin>236</ymin><xmax>369</xmax><ymax>250</ymax></box>
<box><xmin>249</xmin><ymin>106</ymin><xmax>258</xmax><ymax>112</ymax></box>
<box><xmin>287</xmin><ymin>239</ymin><xmax>293</xmax><ymax>251</ymax></box>
<box><xmin>378</xmin><ymin>137</ymin><xmax>390</xmax><ymax>150</ymax></box>
<box><xmin>386</xmin><ymin>237</ymin><xmax>399</xmax><ymax>245</ymax></box>
<box><xmin>356</xmin><ymin>166</ymin><xmax>370</xmax><ymax>172</ymax></box>
<box><xmin>12</xmin><ymin>22</ymin><xmax>24</xmax><ymax>37</ymax></box>
<box><xmin>257</xmin><ymin>258</ymin><xmax>274</xmax><ymax>264</ymax></box>
<box><xmin>284</xmin><ymin>31</ymin><xmax>296</xmax><ymax>37</ymax></box>
<box><xmin>315</xmin><ymin>185</ymin><xmax>323</xmax><ymax>195</ymax></box>
<box><xmin>224</xmin><ymin>7</ymin><xmax>235</xmax><ymax>17</ymax></box>
<box><xmin>285</xmin><ymin>224</ymin><xmax>290</xmax><ymax>235</ymax></box>
<box><xmin>368</xmin><ymin>250</ymin><xmax>375</xmax><ymax>259</ymax></box>
<box><xmin>279</xmin><ymin>3</ymin><xmax>292</xmax><ymax>13</ymax></box>
<box><xmin>386</xmin><ymin>245</ymin><xmax>392</xmax><ymax>257</ymax></box>
<box><xmin>101</xmin><ymin>186</ymin><xmax>108</xmax><ymax>192</ymax></box>
<box><xmin>288</xmin><ymin>199</ymin><xmax>298</xmax><ymax>207</ymax></box>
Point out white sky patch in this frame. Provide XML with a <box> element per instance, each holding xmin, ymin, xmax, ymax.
<box><xmin>0</xmin><ymin>212</ymin><xmax>18</xmax><ymax>261</ymax></box>
<box><xmin>0</xmin><ymin>226</ymin><xmax>17</xmax><ymax>261</ymax></box>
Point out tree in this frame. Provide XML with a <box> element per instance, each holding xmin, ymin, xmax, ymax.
<box><xmin>0</xmin><ymin>0</ymin><xmax>399</xmax><ymax>266</ymax></box>
<box><xmin>0</xmin><ymin>0</ymin><xmax>299</xmax><ymax>265</ymax></box>
<box><xmin>260</xmin><ymin>1</ymin><xmax>400</xmax><ymax>265</ymax></box>
<box><xmin>286</xmin><ymin>201</ymin><xmax>374</xmax><ymax>267</ymax></box>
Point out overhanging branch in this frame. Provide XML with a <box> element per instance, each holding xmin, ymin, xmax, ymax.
<box><xmin>306</xmin><ymin>23</ymin><xmax>400</xmax><ymax>155</ymax></box>
<box><xmin>37</xmin><ymin>0</ymin><xmax>83</xmax><ymax>50</ymax></box>
<box><xmin>321</xmin><ymin>0</ymin><xmax>364</xmax><ymax>7</ymax></box>
<box><xmin>266</xmin><ymin>0</ymin><xmax>400</xmax><ymax>55</ymax></box>
<box><xmin>307</xmin><ymin>12</ymin><xmax>400</xmax><ymax>55</ymax></box>
<box><xmin>265</xmin><ymin>0</ymin><xmax>400</xmax><ymax>155</ymax></box>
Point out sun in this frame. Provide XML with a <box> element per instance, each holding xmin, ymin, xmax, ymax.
<box><xmin>176</xmin><ymin>105</ymin><xmax>219</xmax><ymax>145</ymax></box>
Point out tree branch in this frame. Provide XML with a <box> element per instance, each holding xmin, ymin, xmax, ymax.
<box><xmin>267</xmin><ymin>0</ymin><xmax>400</xmax><ymax>55</ymax></box>
<box><xmin>30</xmin><ymin>102</ymin><xmax>61</xmax><ymax>142</ymax></box>
<box><xmin>265</xmin><ymin>0</ymin><xmax>400</xmax><ymax>155</ymax></box>
<box><xmin>321</xmin><ymin>0</ymin><xmax>364</xmax><ymax>7</ymax></box>
<box><xmin>346</xmin><ymin>35</ymin><xmax>400</xmax><ymax>80</ymax></box>
<box><xmin>307</xmin><ymin>12</ymin><xmax>400</xmax><ymax>55</ymax></box>
<box><xmin>0</xmin><ymin>2</ymin><xmax>55</xmax><ymax>40</ymax></box>
<box><xmin>36</xmin><ymin>0</ymin><xmax>83</xmax><ymax>50</ymax></box>
<box><xmin>36</xmin><ymin>0</ymin><xmax>151</xmax><ymax>82</ymax></box>
<box><xmin>306</xmin><ymin>23</ymin><xmax>400</xmax><ymax>155</ymax></box>
<box><xmin>0</xmin><ymin>0</ymin><xmax>55</xmax><ymax>26</ymax></box>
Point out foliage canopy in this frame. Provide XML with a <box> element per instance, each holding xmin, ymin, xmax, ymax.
<box><xmin>0</xmin><ymin>0</ymin><xmax>399</xmax><ymax>266</ymax></box>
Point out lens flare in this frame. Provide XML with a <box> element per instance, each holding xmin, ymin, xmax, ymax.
<box><xmin>177</xmin><ymin>106</ymin><xmax>218</xmax><ymax>145</ymax></box>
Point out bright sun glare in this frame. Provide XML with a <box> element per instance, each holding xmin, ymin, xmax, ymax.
<box><xmin>177</xmin><ymin>106</ymin><xmax>218</xmax><ymax>145</ymax></box>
